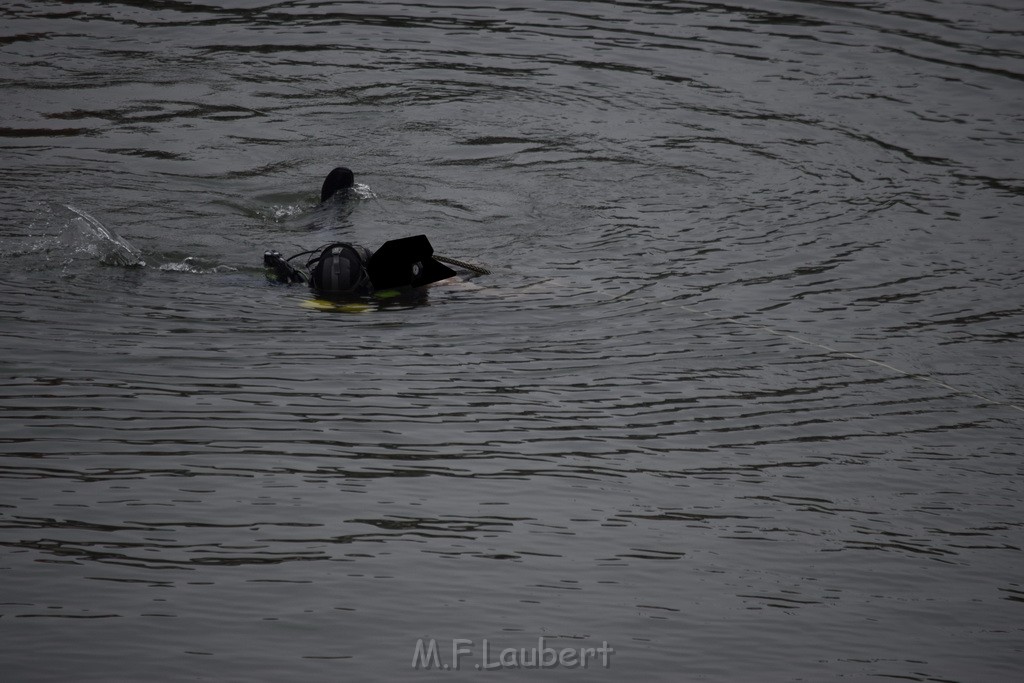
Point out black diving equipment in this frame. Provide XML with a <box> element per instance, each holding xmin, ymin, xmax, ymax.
<box><xmin>264</xmin><ymin>234</ymin><xmax>458</xmax><ymax>296</ymax></box>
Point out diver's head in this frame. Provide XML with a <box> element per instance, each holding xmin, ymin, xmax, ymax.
<box><xmin>307</xmin><ymin>243</ymin><xmax>373</xmax><ymax>295</ymax></box>
<box><xmin>320</xmin><ymin>167</ymin><xmax>356</xmax><ymax>203</ymax></box>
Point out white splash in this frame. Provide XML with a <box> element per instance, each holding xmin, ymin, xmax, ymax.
<box><xmin>353</xmin><ymin>183</ymin><xmax>377</xmax><ymax>200</ymax></box>
<box><xmin>158</xmin><ymin>257</ymin><xmax>237</xmax><ymax>274</ymax></box>
<box><xmin>65</xmin><ymin>204</ymin><xmax>145</xmax><ymax>267</ymax></box>
<box><xmin>267</xmin><ymin>204</ymin><xmax>307</xmax><ymax>220</ymax></box>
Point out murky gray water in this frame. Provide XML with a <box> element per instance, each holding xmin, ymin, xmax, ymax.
<box><xmin>2</xmin><ymin>1</ymin><xmax>1023</xmax><ymax>681</ymax></box>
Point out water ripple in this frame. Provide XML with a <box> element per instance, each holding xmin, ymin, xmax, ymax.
<box><xmin>2</xmin><ymin>1</ymin><xmax>1023</xmax><ymax>681</ymax></box>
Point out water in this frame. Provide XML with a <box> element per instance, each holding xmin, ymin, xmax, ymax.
<box><xmin>1</xmin><ymin>1</ymin><xmax>1022</xmax><ymax>680</ymax></box>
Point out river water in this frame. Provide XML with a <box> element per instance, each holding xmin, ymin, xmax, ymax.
<box><xmin>1</xmin><ymin>1</ymin><xmax>1022</xmax><ymax>681</ymax></box>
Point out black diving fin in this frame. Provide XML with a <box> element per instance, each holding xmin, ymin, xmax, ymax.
<box><xmin>366</xmin><ymin>235</ymin><xmax>457</xmax><ymax>290</ymax></box>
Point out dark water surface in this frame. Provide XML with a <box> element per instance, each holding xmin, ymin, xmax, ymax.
<box><xmin>2</xmin><ymin>1</ymin><xmax>1023</xmax><ymax>681</ymax></box>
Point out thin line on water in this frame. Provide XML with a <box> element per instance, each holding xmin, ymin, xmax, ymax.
<box><xmin>677</xmin><ymin>303</ymin><xmax>1024</xmax><ymax>414</ymax></box>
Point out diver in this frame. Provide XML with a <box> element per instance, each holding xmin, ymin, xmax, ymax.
<box><xmin>264</xmin><ymin>167</ymin><xmax>481</xmax><ymax>296</ymax></box>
